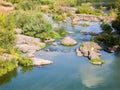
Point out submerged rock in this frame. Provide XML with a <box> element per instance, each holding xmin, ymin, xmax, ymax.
<box><xmin>104</xmin><ymin>45</ymin><xmax>120</xmax><ymax>53</ymax></box>
<box><xmin>44</xmin><ymin>38</ymin><xmax>55</xmax><ymax>43</ymax></box>
<box><xmin>61</xmin><ymin>37</ymin><xmax>77</xmax><ymax>46</ymax></box>
<box><xmin>32</xmin><ymin>58</ymin><xmax>53</xmax><ymax>66</ymax></box>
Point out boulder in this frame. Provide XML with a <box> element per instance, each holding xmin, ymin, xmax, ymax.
<box><xmin>67</xmin><ymin>31</ymin><xmax>74</xmax><ymax>34</ymax></box>
<box><xmin>52</xmin><ymin>42</ymin><xmax>57</xmax><ymax>46</ymax></box>
<box><xmin>76</xmin><ymin>48</ymin><xmax>83</xmax><ymax>56</ymax></box>
<box><xmin>61</xmin><ymin>37</ymin><xmax>77</xmax><ymax>46</ymax></box>
<box><xmin>16</xmin><ymin>34</ymin><xmax>45</xmax><ymax>57</ymax></box>
<box><xmin>80</xmin><ymin>30</ymin><xmax>87</xmax><ymax>35</ymax></box>
<box><xmin>32</xmin><ymin>58</ymin><xmax>53</xmax><ymax>66</ymax></box>
<box><xmin>44</xmin><ymin>38</ymin><xmax>55</xmax><ymax>43</ymax></box>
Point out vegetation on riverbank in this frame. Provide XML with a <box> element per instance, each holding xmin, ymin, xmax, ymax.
<box><xmin>0</xmin><ymin>0</ymin><xmax>119</xmax><ymax>77</ymax></box>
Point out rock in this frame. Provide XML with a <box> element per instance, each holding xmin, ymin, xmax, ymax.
<box><xmin>67</xmin><ymin>31</ymin><xmax>74</xmax><ymax>34</ymax></box>
<box><xmin>44</xmin><ymin>38</ymin><xmax>55</xmax><ymax>43</ymax></box>
<box><xmin>1</xmin><ymin>2</ymin><xmax>13</xmax><ymax>7</ymax></box>
<box><xmin>76</xmin><ymin>42</ymin><xmax>103</xmax><ymax>63</ymax></box>
<box><xmin>80</xmin><ymin>30</ymin><xmax>87</xmax><ymax>34</ymax></box>
<box><xmin>104</xmin><ymin>45</ymin><xmax>120</xmax><ymax>53</ymax></box>
<box><xmin>15</xmin><ymin>28</ymin><xmax>22</xmax><ymax>34</ymax></box>
<box><xmin>76</xmin><ymin>48</ymin><xmax>83</xmax><ymax>56</ymax></box>
<box><xmin>45</xmin><ymin>49</ymin><xmax>50</xmax><ymax>52</ymax></box>
<box><xmin>16</xmin><ymin>34</ymin><xmax>45</xmax><ymax>57</ymax></box>
<box><xmin>80</xmin><ymin>47</ymin><xmax>89</xmax><ymax>57</ymax></box>
<box><xmin>32</xmin><ymin>58</ymin><xmax>53</xmax><ymax>66</ymax></box>
<box><xmin>88</xmin><ymin>51</ymin><xmax>100</xmax><ymax>59</ymax></box>
<box><xmin>52</xmin><ymin>42</ymin><xmax>57</xmax><ymax>46</ymax></box>
<box><xmin>61</xmin><ymin>37</ymin><xmax>77</xmax><ymax>46</ymax></box>
<box><xmin>16</xmin><ymin>44</ymin><xmax>40</xmax><ymax>53</ymax></box>
<box><xmin>90</xmin><ymin>31</ymin><xmax>97</xmax><ymax>36</ymax></box>
<box><xmin>0</xmin><ymin>54</ymin><xmax>15</xmax><ymax>60</ymax></box>
<box><xmin>91</xmin><ymin>61</ymin><xmax>103</xmax><ymax>65</ymax></box>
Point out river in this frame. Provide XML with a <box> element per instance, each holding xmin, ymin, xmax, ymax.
<box><xmin>0</xmin><ymin>17</ymin><xmax>120</xmax><ymax>90</ymax></box>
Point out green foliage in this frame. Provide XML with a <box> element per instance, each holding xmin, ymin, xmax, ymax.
<box><xmin>116</xmin><ymin>0</ymin><xmax>120</xmax><ymax>11</ymax></box>
<box><xmin>53</xmin><ymin>13</ymin><xmax>67</xmax><ymax>21</ymax></box>
<box><xmin>55</xmin><ymin>27</ymin><xmax>67</xmax><ymax>37</ymax></box>
<box><xmin>38</xmin><ymin>0</ymin><xmax>55</xmax><ymax>5</ymax></box>
<box><xmin>0</xmin><ymin>59</ymin><xmax>17</xmax><ymax>77</ymax></box>
<box><xmin>0</xmin><ymin>13</ymin><xmax>15</xmax><ymax>49</ymax></box>
<box><xmin>15</xmin><ymin>1</ymin><xmax>39</xmax><ymax>11</ymax></box>
<box><xmin>76</xmin><ymin>3</ymin><xmax>104</xmax><ymax>15</ymax></box>
<box><xmin>80</xmin><ymin>44</ymin><xmax>84</xmax><ymax>47</ymax></box>
<box><xmin>95</xmin><ymin>33</ymin><xmax>120</xmax><ymax>47</ymax></box>
<box><xmin>18</xmin><ymin>56</ymin><xmax>32</xmax><ymax>67</ymax></box>
<box><xmin>101</xmin><ymin>23</ymin><xmax>113</xmax><ymax>33</ymax></box>
<box><xmin>80</xmin><ymin>23</ymin><xmax>90</xmax><ymax>27</ymax></box>
<box><xmin>5</xmin><ymin>0</ymin><xmax>24</xmax><ymax>3</ymax></box>
<box><xmin>90</xmin><ymin>58</ymin><xmax>105</xmax><ymax>64</ymax></box>
<box><xmin>56</xmin><ymin>0</ymin><xmax>77</xmax><ymax>7</ymax></box>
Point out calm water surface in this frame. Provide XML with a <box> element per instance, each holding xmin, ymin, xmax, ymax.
<box><xmin>0</xmin><ymin>18</ymin><xmax>120</xmax><ymax>90</ymax></box>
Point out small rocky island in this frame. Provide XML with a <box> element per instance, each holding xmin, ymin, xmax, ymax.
<box><xmin>76</xmin><ymin>42</ymin><xmax>104</xmax><ymax>65</ymax></box>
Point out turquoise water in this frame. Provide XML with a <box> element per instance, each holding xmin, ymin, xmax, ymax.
<box><xmin>0</xmin><ymin>19</ymin><xmax>120</xmax><ymax>90</ymax></box>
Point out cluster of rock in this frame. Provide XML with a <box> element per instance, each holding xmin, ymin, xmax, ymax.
<box><xmin>76</xmin><ymin>42</ymin><xmax>104</xmax><ymax>65</ymax></box>
<box><xmin>72</xmin><ymin>14</ymin><xmax>115</xmax><ymax>25</ymax></box>
<box><xmin>104</xmin><ymin>45</ymin><xmax>120</xmax><ymax>53</ymax></box>
<box><xmin>80</xmin><ymin>30</ymin><xmax>97</xmax><ymax>36</ymax></box>
<box><xmin>61</xmin><ymin>37</ymin><xmax>77</xmax><ymax>46</ymax></box>
<box><xmin>15</xmin><ymin>29</ymin><xmax>53</xmax><ymax>66</ymax></box>
<box><xmin>0</xmin><ymin>1</ymin><xmax>14</xmax><ymax>13</ymax></box>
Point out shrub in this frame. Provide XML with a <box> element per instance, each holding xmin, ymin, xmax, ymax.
<box><xmin>15</xmin><ymin>1</ymin><xmax>38</xmax><ymax>10</ymax></box>
<box><xmin>95</xmin><ymin>33</ymin><xmax>120</xmax><ymax>46</ymax></box>
<box><xmin>5</xmin><ymin>0</ymin><xmax>24</xmax><ymax>3</ymax></box>
<box><xmin>0</xmin><ymin>59</ymin><xmax>17</xmax><ymax>77</ymax></box>
<box><xmin>53</xmin><ymin>13</ymin><xmax>67</xmax><ymax>21</ymax></box>
<box><xmin>54</xmin><ymin>27</ymin><xmax>66</xmax><ymax>36</ymax></box>
<box><xmin>112</xmin><ymin>14</ymin><xmax>120</xmax><ymax>33</ymax></box>
<box><xmin>76</xmin><ymin>3</ymin><xmax>103</xmax><ymax>15</ymax></box>
<box><xmin>76</xmin><ymin>3</ymin><xmax>94</xmax><ymax>14</ymax></box>
<box><xmin>0</xmin><ymin>13</ymin><xmax>15</xmax><ymax>49</ymax></box>
<box><xmin>18</xmin><ymin>56</ymin><xmax>32</xmax><ymax>67</ymax></box>
<box><xmin>38</xmin><ymin>0</ymin><xmax>55</xmax><ymax>5</ymax></box>
<box><xmin>101</xmin><ymin>23</ymin><xmax>113</xmax><ymax>33</ymax></box>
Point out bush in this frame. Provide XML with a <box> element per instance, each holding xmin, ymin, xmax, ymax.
<box><xmin>53</xmin><ymin>13</ymin><xmax>67</xmax><ymax>21</ymax></box>
<box><xmin>15</xmin><ymin>1</ymin><xmax>38</xmax><ymax>10</ymax></box>
<box><xmin>76</xmin><ymin>3</ymin><xmax>103</xmax><ymax>15</ymax></box>
<box><xmin>54</xmin><ymin>27</ymin><xmax>66</xmax><ymax>36</ymax></box>
<box><xmin>0</xmin><ymin>13</ymin><xmax>15</xmax><ymax>49</ymax></box>
<box><xmin>112</xmin><ymin>14</ymin><xmax>120</xmax><ymax>33</ymax></box>
<box><xmin>95</xmin><ymin>33</ymin><xmax>120</xmax><ymax>46</ymax></box>
<box><xmin>18</xmin><ymin>56</ymin><xmax>32</xmax><ymax>67</ymax></box>
<box><xmin>0</xmin><ymin>59</ymin><xmax>17</xmax><ymax>77</ymax></box>
<box><xmin>101</xmin><ymin>23</ymin><xmax>113</xmax><ymax>33</ymax></box>
<box><xmin>38</xmin><ymin>0</ymin><xmax>55</xmax><ymax>5</ymax></box>
<box><xmin>5</xmin><ymin>0</ymin><xmax>24</xmax><ymax>3</ymax></box>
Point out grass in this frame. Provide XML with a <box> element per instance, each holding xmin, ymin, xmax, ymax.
<box><xmin>90</xmin><ymin>58</ymin><xmax>105</xmax><ymax>64</ymax></box>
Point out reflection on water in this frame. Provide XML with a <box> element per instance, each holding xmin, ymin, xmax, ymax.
<box><xmin>0</xmin><ymin>69</ymin><xmax>17</xmax><ymax>86</ymax></box>
<box><xmin>80</xmin><ymin>66</ymin><xmax>104</xmax><ymax>88</ymax></box>
<box><xmin>21</xmin><ymin>66</ymin><xmax>33</xmax><ymax>74</ymax></box>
